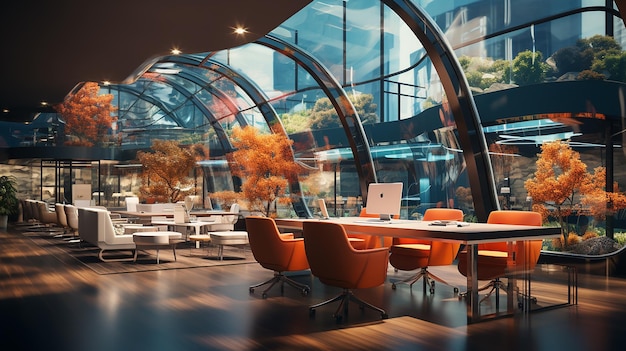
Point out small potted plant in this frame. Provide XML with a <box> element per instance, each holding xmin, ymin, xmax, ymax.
<box><xmin>0</xmin><ymin>175</ymin><xmax>19</xmax><ymax>228</ymax></box>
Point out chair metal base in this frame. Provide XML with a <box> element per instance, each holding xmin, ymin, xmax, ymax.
<box><xmin>249</xmin><ymin>272</ymin><xmax>310</xmax><ymax>298</ymax></box>
<box><xmin>459</xmin><ymin>278</ymin><xmax>535</xmax><ymax>310</ymax></box>
<box><xmin>392</xmin><ymin>267</ymin><xmax>459</xmax><ymax>294</ymax></box>
<box><xmin>309</xmin><ymin>289</ymin><xmax>388</xmax><ymax>322</ymax></box>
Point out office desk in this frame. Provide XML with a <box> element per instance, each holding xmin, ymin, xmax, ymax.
<box><xmin>273</xmin><ymin>217</ymin><xmax>562</xmax><ymax>323</ymax></box>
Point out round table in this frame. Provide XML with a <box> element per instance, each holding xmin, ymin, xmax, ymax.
<box><xmin>133</xmin><ymin>231</ymin><xmax>182</xmax><ymax>264</ymax></box>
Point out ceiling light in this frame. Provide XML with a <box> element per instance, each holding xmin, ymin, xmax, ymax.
<box><xmin>171</xmin><ymin>48</ymin><xmax>182</xmax><ymax>55</ymax></box>
<box><xmin>233</xmin><ymin>27</ymin><xmax>248</xmax><ymax>35</ymax></box>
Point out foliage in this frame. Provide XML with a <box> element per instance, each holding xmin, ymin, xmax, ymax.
<box><xmin>0</xmin><ymin>175</ymin><xmax>19</xmax><ymax>216</ymax></box>
<box><xmin>55</xmin><ymin>82</ymin><xmax>117</xmax><ymax>147</ymax></box>
<box><xmin>550</xmin><ymin>35</ymin><xmax>625</xmax><ymax>82</ymax></box>
<box><xmin>615</xmin><ymin>232</ymin><xmax>626</xmax><ymax>247</ymax></box>
<box><xmin>137</xmin><ymin>140</ymin><xmax>208</xmax><ymax>203</ymax></box>
<box><xmin>592</xmin><ymin>51</ymin><xmax>626</xmax><ymax>82</ymax></box>
<box><xmin>552</xmin><ymin>46</ymin><xmax>593</xmax><ymax>75</ymax></box>
<box><xmin>578</xmin><ymin>35</ymin><xmax>622</xmax><ymax>62</ymax></box>
<box><xmin>457</xmin><ymin>56</ymin><xmax>509</xmax><ymax>90</ymax></box>
<box><xmin>577</xmin><ymin>70</ymin><xmax>605</xmax><ymax>80</ymax></box>
<box><xmin>309</xmin><ymin>93</ymin><xmax>378</xmax><ymax>130</ymax></box>
<box><xmin>525</xmin><ymin>141</ymin><xmax>626</xmax><ymax>245</ymax></box>
<box><xmin>280</xmin><ymin>110</ymin><xmax>311</xmax><ymax>134</ymax></box>
<box><xmin>227</xmin><ymin>126</ymin><xmax>305</xmax><ymax>217</ymax></box>
<box><xmin>210</xmin><ymin>190</ymin><xmax>241</xmax><ymax>210</ymax></box>
<box><xmin>507</xmin><ymin>50</ymin><xmax>548</xmax><ymax>85</ymax></box>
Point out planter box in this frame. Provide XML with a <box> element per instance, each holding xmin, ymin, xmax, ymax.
<box><xmin>538</xmin><ymin>247</ymin><xmax>626</xmax><ymax>277</ymax></box>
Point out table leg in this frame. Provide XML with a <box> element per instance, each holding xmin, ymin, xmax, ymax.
<box><xmin>466</xmin><ymin>244</ymin><xmax>479</xmax><ymax>323</ymax></box>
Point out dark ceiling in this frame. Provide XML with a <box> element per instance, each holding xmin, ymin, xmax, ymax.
<box><xmin>0</xmin><ymin>0</ymin><xmax>311</xmax><ymax>122</ymax></box>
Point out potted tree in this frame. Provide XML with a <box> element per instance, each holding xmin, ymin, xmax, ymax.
<box><xmin>218</xmin><ymin>126</ymin><xmax>305</xmax><ymax>217</ymax></box>
<box><xmin>0</xmin><ymin>175</ymin><xmax>19</xmax><ymax>228</ymax></box>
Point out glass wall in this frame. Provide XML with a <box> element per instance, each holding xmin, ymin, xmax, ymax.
<box><xmin>2</xmin><ymin>1</ymin><xmax>625</xmax><ymax>236</ymax></box>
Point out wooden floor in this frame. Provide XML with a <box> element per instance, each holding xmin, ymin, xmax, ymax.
<box><xmin>2</xmin><ymin>226</ymin><xmax>626</xmax><ymax>351</ymax></box>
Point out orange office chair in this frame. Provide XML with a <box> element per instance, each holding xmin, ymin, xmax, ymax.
<box><xmin>457</xmin><ymin>210</ymin><xmax>543</xmax><ymax>309</ymax></box>
<box><xmin>389</xmin><ymin>208</ymin><xmax>464</xmax><ymax>294</ymax></box>
<box><xmin>303</xmin><ymin>220</ymin><xmax>389</xmax><ymax>321</ymax></box>
<box><xmin>246</xmin><ymin>216</ymin><xmax>310</xmax><ymax>298</ymax></box>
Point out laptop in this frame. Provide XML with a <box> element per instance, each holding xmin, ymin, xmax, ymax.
<box><xmin>362</xmin><ymin>182</ymin><xmax>403</xmax><ymax>222</ymax></box>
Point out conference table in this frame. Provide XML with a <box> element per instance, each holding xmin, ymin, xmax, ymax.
<box><xmin>273</xmin><ymin>216</ymin><xmax>562</xmax><ymax>323</ymax></box>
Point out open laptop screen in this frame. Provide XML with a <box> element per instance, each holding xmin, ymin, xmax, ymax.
<box><xmin>365</xmin><ymin>182</ymin><xmax>403</xmax><ymax>220</ymax></box>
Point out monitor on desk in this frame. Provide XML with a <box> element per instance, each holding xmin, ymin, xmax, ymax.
<box><xmin>365</xmin><ymin>182</ymin><xmax>403</xmax><ymax>221</ymax></box>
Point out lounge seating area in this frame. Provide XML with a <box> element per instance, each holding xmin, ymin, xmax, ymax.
<box><xmin>15</xmin><ymin>199</ymin><xmax>251</xmax><ymax>265</ymax></box>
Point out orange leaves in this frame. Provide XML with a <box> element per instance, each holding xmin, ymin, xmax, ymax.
<box><xmin>137</xmin><ymin>140</ymin><xmax>206</xmax><ymax>203</ymax></box>
<box><xmin>55</xmin><ymin>82</ymin><xmax>117</xmax><ymax>147</ymax></box>
<box><xmin>525</xmin><ymin>140</ymin><xmax>626</xmax><ymax>232</ymax></box>
<box><xmin>228</xmin><ymin>126</ymin><xmax>303</xmax><ymax>216</ymax></box>
<box><xmin>525</xmin><ymin>141</ymin><xmax>588</xmax><ymax>208</ymax></box>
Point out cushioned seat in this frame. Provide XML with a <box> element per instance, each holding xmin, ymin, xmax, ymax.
<box><xmin>457</xmin><ymin>210</ymin><xmax>543</xmax><ymax>310</ymax></box>
<box><xmin>389</xmin><ymin>208</ymin><xmax>464</xmax><ymax>294</ymax></box>
<box><xmin>303</xmin><ymin>220</ymin><xmax>389</xmax><ymax>322</ymax></box>
<box><xmin>246</xmin><ymin>216</ymin><xmax>310</xmax><ymax>298</ymax></box>
<box><xmin>209</xmin><ymin>230</ymin><xmax>249</xmax><ymax>260</ymax></box>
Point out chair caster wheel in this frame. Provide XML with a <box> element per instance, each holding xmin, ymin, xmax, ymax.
<box><xmin>429</xmin><ymin>288</ymin><xmax>435</xmax><ymax>294</ymax></box>
<box><xmin>301</xmin><ymin>288</ymin><xmax>309</xmax><ymax>296</ymax></box>
<box><xmin>309</xmin><ymin>308</ymin><xmax>316</xmax><ymax>317</ymax></box>
<box><xmin>249</xmin><ymin>287</ymin><xmax>254</xmax><ymax>293</ymax></box>
<box><xmin>381</xmin><ymin>313</ymin><xmax>388</xmax><ymax>319</ymax></box>
<box><xmin>391</xmin><ymin>283</ymin><xmax>397</xmax><ymax>290</ymax></box>
<box><xmin>454</xmin><ymin>287</ymin><xmax>459</xmax><ymax>293</ymax></box>
<box><xmin>262</xmin><ymin>292</ymin><xmax>268</xmax><ymax>299</ymax></box>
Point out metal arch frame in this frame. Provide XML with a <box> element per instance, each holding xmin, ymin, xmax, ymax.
<box><xmin>167</xmin><ymin>70</ymin><xmax>244</xmax><ymax>149</ymax></box>
<box><xmin>157</xmin><ymin>54</ymin><xmax>288</xmax><ymax>134</ymax></box>
<box><xmin>383</xmin><ymin>0</ymin><xmax>499</xmax><ymax>221</ymax></box>
<box><xmin>157</xmin><ymin>54</ymin><xmax>313</xmax><ymax>217</ymax></box>
<box><xmin>199</xmin><ymin>58</ymin><xmax>312</xmax><ymax>217</ymax></box>
<box><xmin>119</xmin><ymin>77</ymin><xmax>194</xmax><ymax>129</ymax></box>
<box><xmin>255</xmin><ymin>34</ymin><xmax>378</xmax><ymax>203</ymax></box>
<box><xmin>107</xmin><ymin>84</ymin><xmax>180</xmax><ymax>127</ymax></box>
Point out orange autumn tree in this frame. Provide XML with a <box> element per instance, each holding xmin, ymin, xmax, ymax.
<box><xmin>137</xmin><ymin>140</ymin><xmax>208</xmax><ymax>203</ymax></box>
<box><xmin>227</xmin><ymin>126</ymin><xmax>303</xmax><ymax>217</ymax></box>
<box><xmin>55</xmin><ymin>82</ymin><xmax>117</xmax><ymax>146</ymax></box>
<box><xmin>580</xmin><ymin>167</ymin><xmax>626</xmax><ymax>224</ymax></box>
<box><xmin>524</xmin><ymin>140</ymin><xmax>626</xmax><ymax>245</ymax></box>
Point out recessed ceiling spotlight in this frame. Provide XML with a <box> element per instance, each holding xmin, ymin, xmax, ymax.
<box><xmin>2</xmin><ymin>109</ymin><xmax>9</xmax><ymax>113</ymax></box>
<box><xmin>40</xmin><ymin>101</ymin><xmax>48</xmax><ymax>106</ymax></box>
<box><xmin>102</xmin><ymin>81</ymin><xmax>111</xmax><ymax>86</ymax></box>
<box><xmin>233</xmin><ymin>27</ymin><xmax>248</xmax><ymax>35</ymax></box>
<box><xmin>171</xmin><ymin>48</ymin><xmax>182</xmax><ymax>55</ymax></box>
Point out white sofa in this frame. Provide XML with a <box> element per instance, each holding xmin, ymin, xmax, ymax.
<box><xmin>78</xmin><ymin>207</ymin><xmax>136</xmax><ymax>262</ymax></box>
